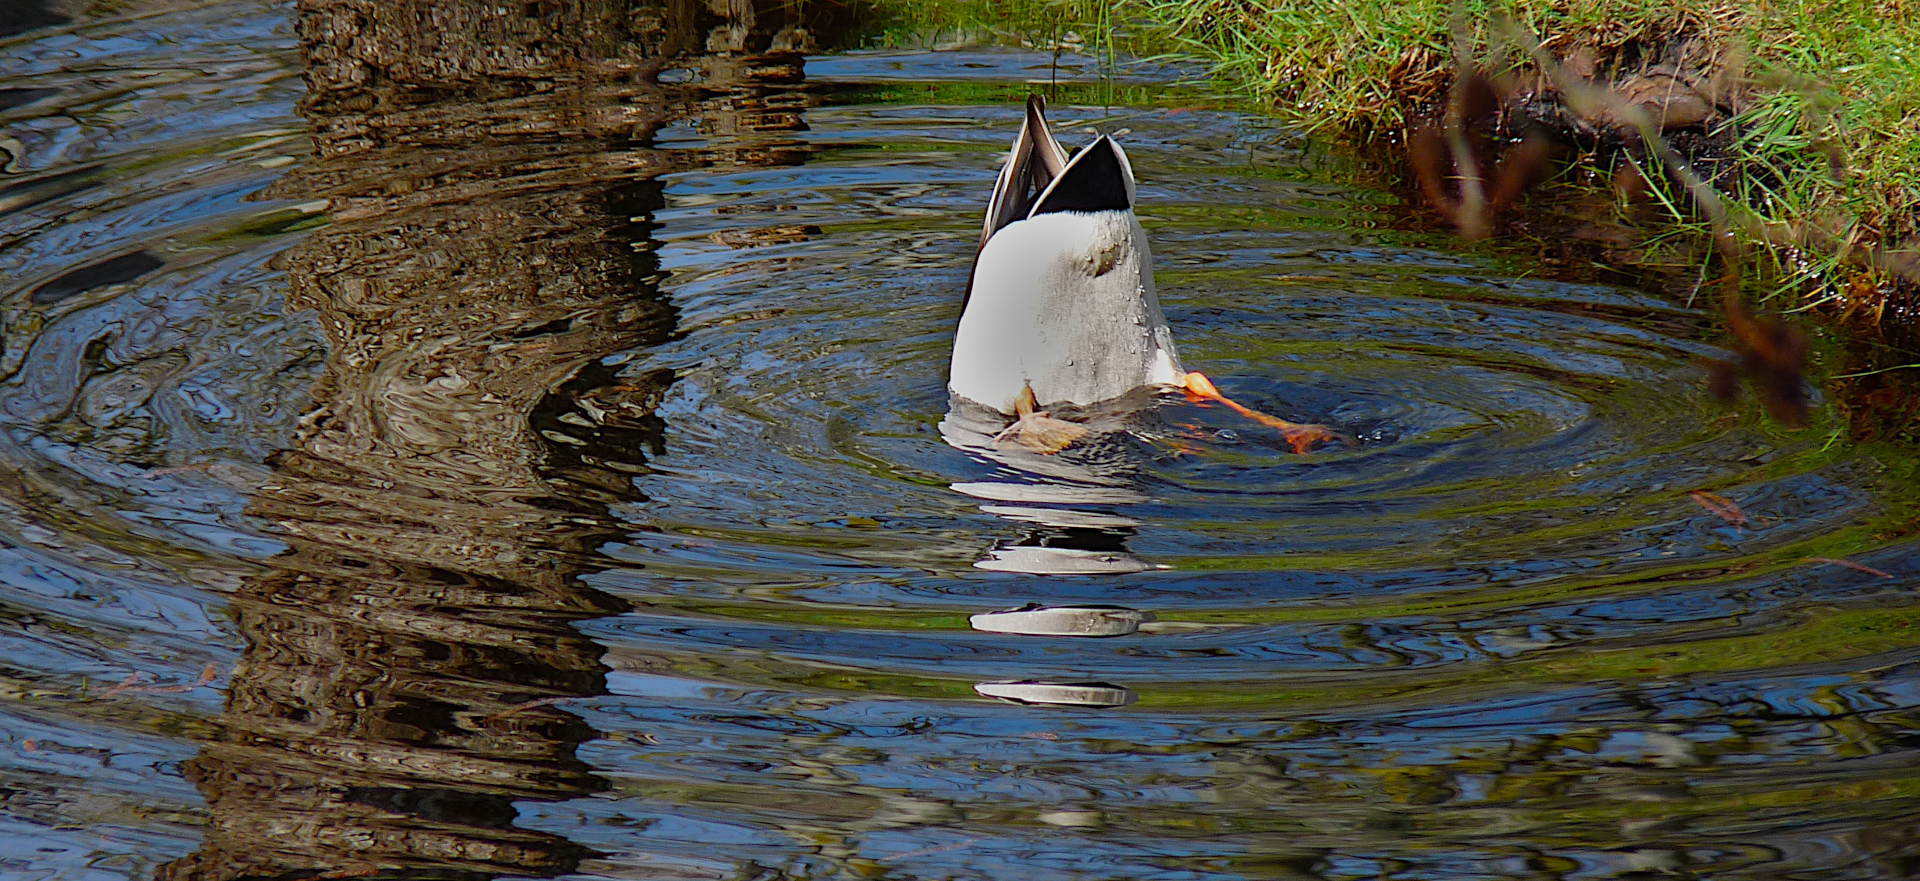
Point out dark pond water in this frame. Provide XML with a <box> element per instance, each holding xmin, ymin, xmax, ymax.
<box><xmin>3</xmin><ymin>2</ymin><xmax>1919</xmax><ymax>879</ymax></box>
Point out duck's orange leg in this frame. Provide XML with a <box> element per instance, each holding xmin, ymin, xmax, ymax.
<box><xmin>1182</xmin><ymin>372</ymin><xmax>1348</xmax><ymax>454</ymax></box>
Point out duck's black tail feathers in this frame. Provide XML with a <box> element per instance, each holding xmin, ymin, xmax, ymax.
<box><xmin>1031</xmin><ymin>136</ymin><xmax>1133</xmax><ymax>216</ymax></box>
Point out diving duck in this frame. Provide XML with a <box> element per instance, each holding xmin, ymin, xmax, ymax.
<box><xmin>948</xmin><ymin>97</ymin><xmax>1339</xmax><ymax>454</ymax></box>
<box><xmin>949</xmin><ymin>95</ymin><xmax>1184</xmax><ymax>416</ymax></box>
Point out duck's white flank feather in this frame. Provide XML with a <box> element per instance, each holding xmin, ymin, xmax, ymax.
<box><xmin>950</xmin><ymin>208</ymin><xmax>1183</xmax><ymax>413</ymax></box>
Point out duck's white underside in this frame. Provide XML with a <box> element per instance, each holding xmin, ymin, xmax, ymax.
<box><xmin>949</xmin><ymin>209</ymin><xmax>1184</xmax><ymax>414</ymax></box>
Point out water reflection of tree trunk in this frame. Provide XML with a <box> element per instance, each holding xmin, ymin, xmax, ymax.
<box><xmin>160</xmin><ymin>2</ymin><xmax>820</xmax><ymax>878</ymax></box>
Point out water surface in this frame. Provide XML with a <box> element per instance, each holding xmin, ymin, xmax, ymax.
<box><xmin>3</xmin><ymin>3</ymin><xmax>1919</xmax><ymax>879</ymax></box>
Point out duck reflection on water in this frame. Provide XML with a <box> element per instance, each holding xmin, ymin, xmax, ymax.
<box><xmin>941</xmin><ymin>397</ymin><xmax>1160</xmax><ymax>576</ymax></box>
<box><xmin>942</xmin><ymin>406</ymin><xmax>1152</xmax><ymax>707</ymax></box>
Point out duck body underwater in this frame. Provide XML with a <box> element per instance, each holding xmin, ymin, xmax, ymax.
<box><xmin>948</xmin><ymin>96</ymin><xmax>1342</xmax><ymax>455</ymax></box>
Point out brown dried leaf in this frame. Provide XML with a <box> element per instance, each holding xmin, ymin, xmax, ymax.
<box><xmin>1689</xmin><ymin>490</ymin><xmax>1750</xmax><ymax>527</ymax></box>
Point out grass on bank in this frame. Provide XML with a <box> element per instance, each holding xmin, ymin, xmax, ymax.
<box><xmin>1147</xmin><ymin>0</ymin><xmax>1920</xmax><ymax>313</ymax></box>
<box><xmin>863</xmin><ymin>0</ymin><xmax>1920</xmax><ymax>318</ymax></box>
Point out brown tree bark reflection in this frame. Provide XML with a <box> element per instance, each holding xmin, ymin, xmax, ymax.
<box><xmin>160</xmin><ymin>2</ymin><xmax>823</xmax><ymax>878</ymax></box>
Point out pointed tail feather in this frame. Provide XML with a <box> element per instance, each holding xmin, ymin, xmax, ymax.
<box><xmin>1026</xmin><ymin>94</ymin><xmax>1068</xmax><ymax>178</ymax></box>
<box><xmin>979</xmin><ymin>95</ymin><xmax>1070</xmax><ymax>251</ymax></box>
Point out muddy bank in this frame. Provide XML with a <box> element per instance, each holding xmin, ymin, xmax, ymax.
<box><xmin>1418</xmin><ymin>35</ymin><xmax>1920</xmax><ymax>438</ymax></box>
<box><xmin>1145</xmin><ymin>2</ymin><xmax>1920</xmax><ymax>353</ymax></box>
<box><xmin>1415</xmin><ymin>33</ymin><xmax>1914</xmax><ymax>330</ymax></box>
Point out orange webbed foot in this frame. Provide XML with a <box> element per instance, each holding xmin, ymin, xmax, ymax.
<box><xmin>1276</xmin><ymin>422</ymin><xmax>1345</xmax><ymax>455</ymax></box>
<box><xmin>1181</xmin><ymin>371</ymin><xmax>1351</xmax><ymax>454</ymax></box>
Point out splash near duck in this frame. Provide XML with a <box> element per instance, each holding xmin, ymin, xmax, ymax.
<box><xmin>950</xmin><ymin>96</ymin><xmax>1343</xmax><ymax>455</ymax></box>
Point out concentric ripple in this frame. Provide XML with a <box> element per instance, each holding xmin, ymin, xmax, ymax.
<box><xmin>1</xmin><ymin>6</ymin><xmax>1918</xmax><ymax>881</ymax></box>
